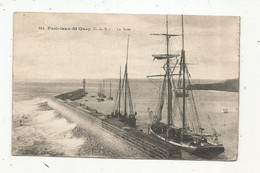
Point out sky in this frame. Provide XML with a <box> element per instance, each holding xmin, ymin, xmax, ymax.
<box><xmin>13</xmin><ymin>12</ymin><xmax>240</xmax><ymax>81</ymax></box>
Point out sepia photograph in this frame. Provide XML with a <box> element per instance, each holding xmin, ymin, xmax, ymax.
<box><xmin>12</xmin><ymin>12</ymin><xmax>239</xmax><ymax>161</ymax></box>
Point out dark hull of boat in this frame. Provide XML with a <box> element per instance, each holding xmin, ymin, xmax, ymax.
<box><xmin>109</xmin><ymin>113</ymin><xmax>136</xmax><ymax>128</ymax></box>
<box><xmin>193</xmin><ymin>145</ymin><xmax>225</xmax><ymax>159</ymax></box>
<box><xmin>150</xmin><ymin>123</ymin><xmax>224</xmax><ymax>159</ymax></box>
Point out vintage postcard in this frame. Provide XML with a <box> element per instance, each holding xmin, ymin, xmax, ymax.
<box><xmin>13</xmin><ymin>12</ymin><xmax>239</xmax><ymax>160</ymax></box>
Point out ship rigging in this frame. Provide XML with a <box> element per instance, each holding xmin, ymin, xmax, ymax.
<box><xmin>148</xmin><ymin>15</ymin><xmax>224</xmax><ymax>158</ymax></box>
<box><xmin>110</xmin><ymin>35</ymin><xmax>137</xmax><ymax>128</ymax></box>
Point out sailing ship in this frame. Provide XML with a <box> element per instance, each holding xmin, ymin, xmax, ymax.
<box><xmin>107</xmin><ymin>82</ymin><xmax>113</xmax><ymax>100</ymax></box>
<box><xmin>110</xmin><ymin>36</ymin><xmax>137</xmax><ymax>128</ymax></box>
<box><xmin>97</xmin><ymin>83</ymin><xmax>104</xmax><ymax>102</ymax></box>
<box><xmin>102</xmin><ymin>80</ymin><xmax>107</xmax><ymax>98</ymax></box>
<box><xmin>148</xmin><ymin>15</ymin><xmax>224</xmax><ymax>158</ymax></box>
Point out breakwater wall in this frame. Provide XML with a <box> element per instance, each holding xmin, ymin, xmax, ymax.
<box><xmin>48</xmin><ymin>97</ymin><xmax>181</xmax><ymax>159</ymax></box>
<box><xmin>55</xmin><ymin>89</ymin><xmax>85</xmax><ymax>101</ymax></box>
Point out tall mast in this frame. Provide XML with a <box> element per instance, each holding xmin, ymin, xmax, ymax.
<box><xmin>182</xmin><ymin>15</ymin><xmax>186</xmax><ymax>129</ymax></box>
<box><xmin>110</xmin><ymin>82</ymin><xmax>111</xmax><ymax>98</ymax></box>
<box><xmin>149</xmin><ymin>16</ymin><xmax>181</xmax><ymax>125</ymax></box>
<box><xmin>166</xmin><ymin>16</ymin><xmax>172</xmax><ymax>126</ymax></box>
<box><xmin>103</xmin><ymin>80</ymin><xmax>105</xmax><ymax>94</ymax></box>
<box><xmin>124</xmin><ymin>35</ymin><xmax>130</xmax><ymax>116</ymax></box>
<box><xmin>82</xmin><ymin>79</ymin><xmax>86</xmax><ymax>93</ymax></box>
<box><xmin>118</xmin><ymin>66</ymin><xmax>121</xmax><ymax>113</ymax></box>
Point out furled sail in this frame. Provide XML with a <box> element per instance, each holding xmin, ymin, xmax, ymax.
<box><xmin>111</xmin><ymin>35</ymin><xmax>136</xmax><ymax>123</ymax></box>
<box><xmin>121</xmin><ymin>63</ymin><xmax>134</xmax><ymax>116</ymax></box>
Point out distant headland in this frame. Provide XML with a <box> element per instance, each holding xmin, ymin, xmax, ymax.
<box><xmin>187</xmin><ymin>79</ymin><xmax>239</xmax><ymax>92</ymax></box>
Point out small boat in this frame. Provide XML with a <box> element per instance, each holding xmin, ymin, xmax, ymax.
<box><xmin>147</xmin><ymin>15</ymin><xmax>224</xmax><ymax>158</ymax></box>
<box><xmin>110</xmin><ymin>36</ymin><xmax>137</xmax><ymax>128</ymax></box>
<box><xmin>222</xmin><ymin>109</ymin><xmax>229</xmax><ymax>113</ymax></box>
<box><xmin>97</xmin><ymin>83</ymin><xmax>105</xmax><ymax>102</ymax></box>
<box><xmin>102</xmin><ymin>80</ymin><xmax>107</xmax><ymax>98</ymax></box>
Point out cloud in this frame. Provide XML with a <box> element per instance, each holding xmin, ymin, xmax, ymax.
<box><xmin>13</xmin><ymin>13</ymin><xmax>239</xmax><ymax>81</ymax></box>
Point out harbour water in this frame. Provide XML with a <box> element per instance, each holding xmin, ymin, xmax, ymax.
<box><xmin>12</xmin><ymin>79</ymin><xmax>238</xmax><ymax>160</ymax></box>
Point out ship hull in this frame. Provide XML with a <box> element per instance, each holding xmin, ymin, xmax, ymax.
<box><xmin>109</xmin><ymin>113</ymin><xmax>136</xmax><ymax>128</ymax></box>
<box><xmin>150</xmin><ymin>124</ymin><xmax>224</xmax><ymax>158</ymax></box>
<box><xmin>193</xmin><ymin>146</ymin><xmax>225</xmax><ymax>158</ymax></box>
